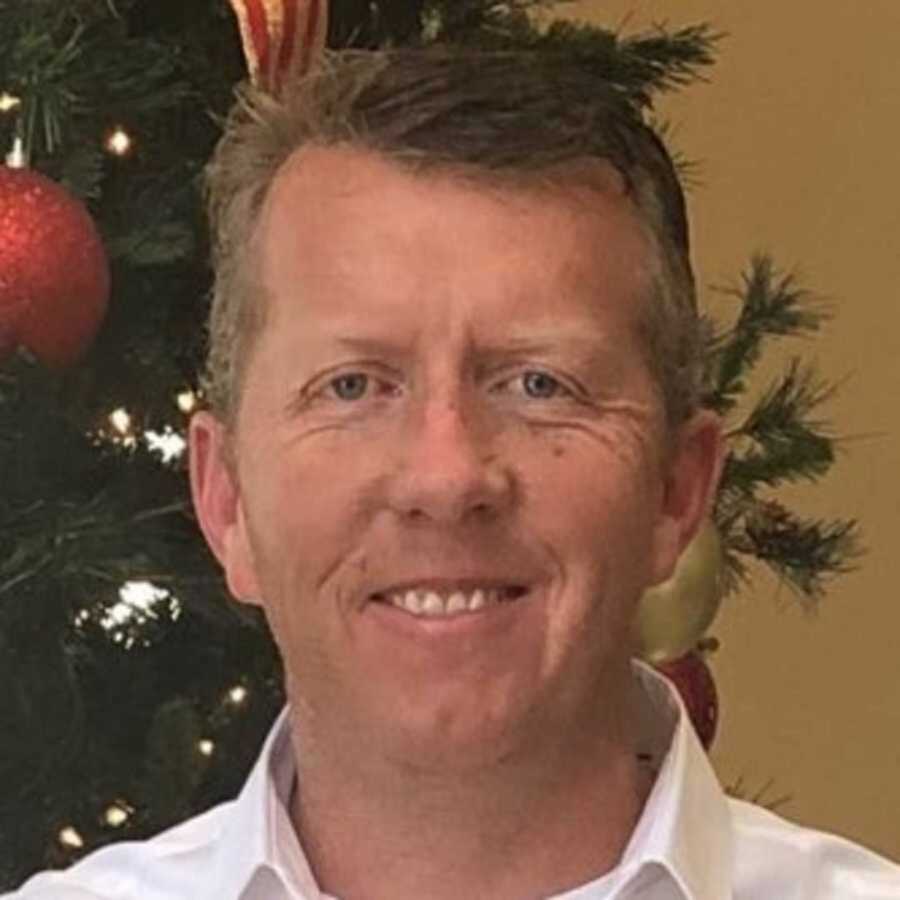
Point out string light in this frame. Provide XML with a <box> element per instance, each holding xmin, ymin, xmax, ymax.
<box><xmin>103</xmin><ymin>801</ymin><xmax>132</xmax><ymax>828</ymax></box>
<box><xmin>109</xmin><ymin>408</ymin><xmax>132</xmax><ymax>435</ymax></box>
<box><xmin>100</xmin><ymin>407</ymin><xmax>139</xmax><ymax>450</ymax></box>
<box><xmin>89</xmin><ymin>582</ymin><xmax>182</xmax><ymax>650</ymax></box>
<box><xmin>92</xmin><ymin>408</ymin><xmax>141</xmax><ymax>451</ymax></box>
<box><xmin>228</xmin><ymin>685</ymin><xmax>248</xmax><ymax>705</ymax></box>
<box><xmin>177</xmin><ymin>389</ymin><xmax>198</xmax><ymax>414</ymax></box>
<box><xmin>421</xmin><ymin>7</ymin><xmax>443</xmax><ymax>42</ymax></box>
<box><xmin>0</xmin><ymin>92</ymin><xmax>21</xmax><ymax>113</ymax></box>
<box><xmin>5</xmin><ymin>135</ymin><xmax>26</xmax><ymax>168</ymax></box>
<box><xmin>144</xmin><ymin>426</ymin><xmax>187</xmax><ymax>463</ymax></box>
<box><xmin>198</xmin><ymin>739</ymin><xmax>215</xmax><ymax>757</ymax></box>
<box><xmin>58</xmin><ymin>826</ymin><xmax>84</xmax><ymax>850</ymax></box>
<box><xmin>104</xmin><ymin>126</ymin><xmax>134</xmax><ymax>157</ymax></box>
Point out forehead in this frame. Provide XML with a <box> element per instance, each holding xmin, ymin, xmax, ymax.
<box><xmin>254</xmin><ymin>145</ymin><xmax>654</xmax><ymax>339</ymax></box>
<box><xmin>262</xmin><ymin>144</ymin><xmax>636</xmax><ymax>232</ymax></box>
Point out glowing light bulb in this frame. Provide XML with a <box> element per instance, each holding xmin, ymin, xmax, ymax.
<box><xmin>144</xmin><ymin>427</ymin><xmax>186</xmax><ymax>463</ymax></box>
<box><xmin>177</xmin><ymin>390</ymin><xmax>198</xmax><ymax>414</ymax></box>
<box><xmin>5</xmin><ymin>136</ymin><xmax>26</xmax><ymax>168</ymax></box>
<box><xmin>58</xmin><ymin>826</ymin><xmax>84</xmax><ymax>849</ymax></box>
<box><xmin>109</xmin><ymin>408</ymin><xmax>132</xmax><ymax>434</ymax></box>
<box><xmin>198</xmin><ymin>739</ymin><xmax>215</xmax><ymax>757</ymax></box>
<box><xmin>0</xmin><ymin>93</ymin><xmax>21</xmax><ymax>113</ymax></box>
<box><xmin>228</xmin><ymin>685</ymin><xmax>248</xmax><ymax>705</ymax></box>
<box><xmin>105</xmin><ymin>126</ymin><xmax>134</xmax><ymax>157</ymax></box>
<box><xmin>104</xmin><ymin>804</ymin><xmax>130</xmax><ymax>828</ymax></box>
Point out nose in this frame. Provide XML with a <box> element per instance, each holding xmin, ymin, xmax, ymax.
<box><xmin>386</xmin><ymin>391</ymin><xmax>514</xmax><ymax>525</ymax></box>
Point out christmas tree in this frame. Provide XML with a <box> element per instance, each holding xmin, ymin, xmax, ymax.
<box><xmin>0</xmin><ymin>0</ymin><xmax>858</xmax><ymax>890</ymax></box>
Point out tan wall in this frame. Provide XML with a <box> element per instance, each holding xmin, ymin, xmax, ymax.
<box><xmin>568</xmin><ymin>0</ymin><xmax>900</xmax><ymax>859</ymax></box>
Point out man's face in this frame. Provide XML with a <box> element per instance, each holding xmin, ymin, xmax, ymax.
<box><xmin>191</xmin><ymin>147</ymin><xmax>718</xmax><ymax>768</ymax></box>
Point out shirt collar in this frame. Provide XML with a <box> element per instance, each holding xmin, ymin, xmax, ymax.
<box><xmin>614</xmin><ymin>660</ymin><xmax>733</xmax><ymax>900</ymax></box>
<box><xmin>213</xmin><ymin>660</ymin><xmax>733</xmax><ymax>900</ymax></box>
<box><xmin>211</xmin><ymin>706</ymin><xmax>321</xmax><ymax>900</ymax></box>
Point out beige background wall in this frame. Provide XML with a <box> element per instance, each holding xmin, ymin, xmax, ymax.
<box><xmin>567</xmin><ymin>0</ymin><xmax>900</xmax><ymax>859</ymax></box>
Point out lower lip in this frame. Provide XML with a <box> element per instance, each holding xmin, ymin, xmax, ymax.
<box><xmin>363</xmin><ymin>590</ymin><xmax>532</xmax><ymax>643</ymax></box>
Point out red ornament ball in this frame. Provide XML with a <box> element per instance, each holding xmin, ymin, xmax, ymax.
<box><xmin>655</xmin><ymin>651</ymin><xmax>719</xmax><ymax>751</ymax></box>
<box><xmin>0</xmin><ymin>164</ymin><xmax>110</xmax><ymax>368</ymax></box>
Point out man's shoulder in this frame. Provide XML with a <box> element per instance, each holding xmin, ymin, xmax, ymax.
<box><xmin>727</xmin><ymin>796</ymin><xmax>900</xmax><ymax>898</ymax></box>
<box><xmin>4</xmin><ymin>800</ymin><xmax>235</xmax><ymax>900</ymax></box>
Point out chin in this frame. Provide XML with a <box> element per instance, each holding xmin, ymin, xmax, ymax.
<box><xmin>372</xmin><ymin>683</ymin><xmax>556</xmax><ymax>774</ymax></box>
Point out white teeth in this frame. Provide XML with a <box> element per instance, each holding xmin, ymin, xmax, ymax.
<box><xmin>446</xmin><ymin>591</ymin><xmax>467</xmax><ymax>614</ymax></box>
<box><xmin>421</xmin><ymin>591</ymin><xmax>444</xmax><ymax>616</ymax></box>
<box><xmin>403</xmin><ymin>590</ymin><xmax>423</xmax><ymax>614</ymax></box>
<box><xmin>385</xmin><ymin>586</ymin><xmax>518</xmax><ymax>617</ymax></box>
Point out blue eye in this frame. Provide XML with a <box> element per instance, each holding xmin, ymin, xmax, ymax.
<box><xmin>321</xmin><ymin>369</ymin><xmax>570</xmax><ymax>404</ymax></box>
<box><xmin>330</xmin><ymin>373</ymin><xmax>370</xmax><ymax>401</ymax></box>
<box><xmin>519</xmin><ymin>370</ymin><xmax>566</xmax><ymax>399</ymax></box>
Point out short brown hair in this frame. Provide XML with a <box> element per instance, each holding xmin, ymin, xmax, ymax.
<box><xmin>203</xmin><ymin>47</ymin><xmax>702</xmax><ymax>432</ymax></box>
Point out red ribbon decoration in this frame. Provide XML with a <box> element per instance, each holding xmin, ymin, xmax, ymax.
<box><xmin>229</xmin><ymin>0</ymin><xmax>327</xmax><ymax>92</ymax></box>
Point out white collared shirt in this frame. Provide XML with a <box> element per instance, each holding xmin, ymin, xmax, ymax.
<box><xmin>8</xmin><ymin>661</ymin><xmax>900</xmax><ymax>899</ymax></box>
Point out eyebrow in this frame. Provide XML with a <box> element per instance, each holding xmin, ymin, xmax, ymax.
<box><xmin>331</xmin><ymin>328</ymin><xmax>615</xmax><ymax>358</ymax></box>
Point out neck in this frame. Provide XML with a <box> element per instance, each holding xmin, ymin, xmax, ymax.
<box><xmin>286</xmin><ymin>674</ymin><xmax>655</xmax><ymax>900</ymax></box>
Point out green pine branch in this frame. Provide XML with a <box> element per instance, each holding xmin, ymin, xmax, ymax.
<box><xmin>535</xmin><ymin>20</ymin><xmax>720</xmax><ymax>108</ymax></box>
<box><xmin>725</xmin><ymin>775</ymin><xmax>792</xmax><ymax>813</ymax></box>
<box><xmin>702</xmin><ymin>257</ymin><xmax>861</xmax><ymax>604</ymax></box>
<box><xmin>742</xmin><ymin>500</ymin><xmax>861</xmax><ymax>603</ymax></box>
<box><xmin>0</xmin><ymin>0</ymin><xmax>194</xmax><ymax>172</ymax></box>
<box><xmin>715</xmin><ymin>495</ymin><xmax>861</xmax><ymax>604</ymax></box>
<box><xmin>704</xmin><ymin>254</ymin><xmax>829</xmax><ymax>416</ymax></box>
<box><xmin>722</xmin><ymin>359</ymin><xmax>837</xmax><ymax>492</ymax></box>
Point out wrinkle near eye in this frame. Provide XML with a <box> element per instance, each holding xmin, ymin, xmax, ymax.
<box><xmin>281</xmin><ymin>360</ymin><xmax>657</xmax><ymax>438</ymax></box>
<box><xmin>590</xmin><ymin>401</ymin><xmax>661</xmax><ymax>459</ymax></box>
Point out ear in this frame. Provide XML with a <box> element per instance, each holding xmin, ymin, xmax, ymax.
<box><xmin>188</xmin><ymin>411</ymin><xmax>262</xmax><ymax>605</ymax></box>
<box><xmin>648</xmin><ymin>408</ymin><xmax>725</xmax><ymax>587</ymax></box>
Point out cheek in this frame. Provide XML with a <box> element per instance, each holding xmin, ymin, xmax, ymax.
<box><xmin>523</xmin><ymin>432</ymin><xmax>661</xmax><ymax>590</ymax></box>
<box><xmin>244</xmin><ymin>424</ymin><xmax>373</xmax><ymax>523</ymax></box>
<box><xmin>238</xmin><ymin>446</ymin><xmax>361</xmax><ymax>602</ymax></box>
<box><xmin>528</xmin><ymin>428</ymin><xmax>655</xmax><ymax>519</ymax></box>
<box><xmin>250</xmin><ymin>441</ymin><xmax>395</xmax><ymax>621</ymax></box>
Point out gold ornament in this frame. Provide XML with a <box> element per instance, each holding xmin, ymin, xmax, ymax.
<box><xmin>633</xmin><ymin>518</ymin><xmax>724</xmax><ymax>663</ymax></box>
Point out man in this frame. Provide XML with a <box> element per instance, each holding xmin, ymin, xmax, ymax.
<box><xmin>9</xmin><ymin>48</ymin><xmax>900</xmax><ymax>899</ymax></box>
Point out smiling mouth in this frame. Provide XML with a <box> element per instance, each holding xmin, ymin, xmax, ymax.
<box><xmin>370</xmin><ymin>586</ymin><xmax>529</xmax><ymax>618</ymax></box>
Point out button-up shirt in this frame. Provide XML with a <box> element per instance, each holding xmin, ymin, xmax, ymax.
<box><xmin>8</xmin><ymin>661</ymin><xmax>900</xmax><ymax>899</ymax></box>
